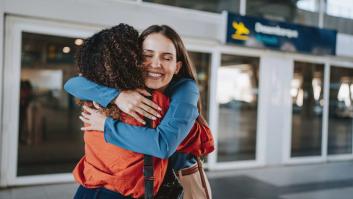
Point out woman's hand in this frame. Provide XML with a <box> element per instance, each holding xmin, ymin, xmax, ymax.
<box><xmin>114</xmin><ymin>89</ymin><xmax>162</xmax><ymax>124</ymax></box>
<box><xmin>79</xmin><ymin>105</ymin><xmax>107</xmax><ymax>131</ymax></box>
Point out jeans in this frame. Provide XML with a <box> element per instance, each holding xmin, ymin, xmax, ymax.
<box><xmin>74</xmin><ymin>185</ymin><xmax>133</xmax><ymax>199</ymax></box>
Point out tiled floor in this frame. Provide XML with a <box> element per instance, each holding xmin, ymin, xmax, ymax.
<box><xmin>0</xmin><ymin>183</ymin><xmax>77</xmax><ymax>199</ymax></box>
<box><xmin>1</xmin><ymin>161</ymin><xmax>353</xmax><ymax>199</ymax></box>
<box><xmin>209</xmin><ymin>161</ymin><xmax>353</xmax><ymax>199</ymax></box>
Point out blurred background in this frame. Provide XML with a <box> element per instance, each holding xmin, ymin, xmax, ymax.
<box><xmin>1</xmin><ymin>0</ymin><xmax>353</xmax><ymax>198</ymax></box>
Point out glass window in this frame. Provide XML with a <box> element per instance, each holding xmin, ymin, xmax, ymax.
<box><xmin>324</xmin><ymin>1</ymin><xmax>353</xmax><ymax>35</ymax></box>
<box><xmin>18</xmin><ymin>32</ymin><xmax>83</xmax><ymax>176</ymax></box>
<box><xmin>189</xmin><ymin>51</ymin><xmax>211</xmax><ymax>121</ymax></box>
<box><xmin>323</xmin><ymin>0</ymin><xmax>353</xmax><ymax>34</ymax></box>
<box><xmin>291</xmin><ymin>61</ymin><xmax>324</xmax><ymax>157</ymax></box>
<box><xmin>326</xmin><ymin>0</ymin><xmax>353</xmax><ymax>19</ymax></box>
<box><xmin>246</xmin><ymin>0</ymin><xmax>319</xmax><ymax>26</ymax></box>
<box><xmin>297</xmin><ymin>0</ymin><xmax>320</xmax><ymax>12</ymax></box>
<box><xmin>328</xmin><ymin>66</ymin><xmax>353</xmax><ymax>155</ymax></box>
<box><xmin>324</xmin><ymin>15</ymin><xmax>353</xmax><ymax>35</ymax></box>
<box><xmin>143</xmin><ymin>0</ymin><xmax>241</xmax><ymax>14</ymax></box>
<box><xmin>217</xmin><ymin>54</ymin><xmax>260</xmax><ymax>162</ymax></box>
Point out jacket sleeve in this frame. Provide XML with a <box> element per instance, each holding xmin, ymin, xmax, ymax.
<box><xmin>104</xmin><ymin>79</ymin><xmax>199</xmax><ymax>159</ymax></box>
<box><xmin>64</xmin><ymin>76</ymin><xmax>120</xmax><ymax>108</ymax></box>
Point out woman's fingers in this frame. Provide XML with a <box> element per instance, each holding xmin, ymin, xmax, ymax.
<box><xmin>135</xmin><ymin>107</ymin><xmax>157</xmax><ymax>120</ymax></box>
<box><xmin>81</xmin><ymin>112</ymin><xmax>91</xmax><ymax>119</ymax></box>
<box><xmin>81</xmin><ymin>126</ymin><xmax>94</xmax><ymax>131</ymax></box>
<box><xmin>141</xmin><ymin>97</ymin><xmax>162</xmax><ymax>111</ymax></box>
<box><xmin>138</xmin><ymin>103</ymin><xmax>161</xmax><ymax>119</ymax></box>
<box><xmin>135</xmin><ymin>90</ymin><xmax>162</xmax><ymax>112</ymax></box>
<box><xmin>83</xmin><ymin>105</ymin><xmax>95</xmax><ymax>113</ymax></box>
<box><xmin>113</xmin><ymin>90</ymin><xmax>161</xmax><ymax>122</ymax></box>
<box><xmin>79</xmin><ymin>107</ymin><xmax>106</xmax><ymax>131</ymax></box>
<box><xmin>129</xmin><ymin>111</ymin><xmax>146</xmax><ymax>125</ymax></box>
<box><xmin>136</xmin><ymin>89</ymin><xmax>151</xmax><ymax>97</ymax></box>
<box><xmin>79</xmin><ymin>116</ymin><xmax>90</xmax><ymax>123</ymax></box>
<box><xmin>79</xmin><ymin>115</ymin><xmax>93</xmax><ymax>131</ymax></box>
<box><xmin>92</xmin><ymin>101</ymin><xmax>102</xmax><ymax>110</ymax></box>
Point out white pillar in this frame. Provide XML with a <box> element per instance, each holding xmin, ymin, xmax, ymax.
<box><xmin>319</xmin><ymin>0</ymin><xmax>325</xmax><ymax>28</ymax></box>
<box><xmin>240</xmin><ymin>0</ymin><xmax>246</xmax><ymax>16</ymax></box>
<box><xmin>0</xmin><ymin>0</ymin><xmax>5</xmax><ymax>187</ymax></box>
<box><xmin>259</xmin><ymin>55</ymin><xmax>293</xmax><ymax>165</ymax></box>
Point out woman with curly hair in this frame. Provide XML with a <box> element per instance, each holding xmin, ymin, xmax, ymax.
<box><xmin>66</xmin><ymin>24</ymin><xmax>214</xmax><ymax>199</ymax></box>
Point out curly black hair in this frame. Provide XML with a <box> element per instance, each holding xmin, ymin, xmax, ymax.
<box><xmin>77</xmin><ymin>24</ymin><xmax>144</xmax><ymax>90</ymax></box>
<box><xmin>76</xmin><ymin>24</ymin><xmax>145</xmax><ymax>119</ymax></box>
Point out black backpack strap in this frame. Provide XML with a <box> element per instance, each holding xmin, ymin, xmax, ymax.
<box><xmin>144</xmin><ymin>91</ymin><xmax>154</xmax><ymax>199</ymax></box>
<box><xmin>144</xmin><ymin>154</ymin><xmax>154</xmax><ymax>199</ymax></box>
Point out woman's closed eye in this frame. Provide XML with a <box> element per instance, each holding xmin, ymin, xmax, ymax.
<box><xmin>143</xmin><ymin>54</ymin><xmax>153</xmax><ymax>61</ymax></box>
<box><xmin>162</xmin><ymin>55</ymin><xmax>173</xmax><ymax>61</ymax></box>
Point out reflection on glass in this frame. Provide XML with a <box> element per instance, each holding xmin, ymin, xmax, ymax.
<box><xmin>291</xmin><ymin>62</ymin><xmax>324</xmax><ymax>157</ymax></box>
<box><xmin>328</xmin><ymin>67</ymin><xmax>353</xmax><ymax>155</ymax></box>
<box><xmin>143</xmin><ymin>0</ymin><xmax>240</xmax><ymax>13</ymax></box>
<box><xmin>246</xmin><ymin>0</ymin><xmax>319</xmax><ymax>26</ymax></box>
<box><xmin>217</xmin><ymin>54</ymin><xmax>259</xmax><ymax>162</ymax></box>
<box><xmin>18</xmin><ymin>32</ymin><xmax>83</xmax><ymax>176</ymax></box>
<box><xmin>189</xmin><ymin>52</ymin><xmax>211</xmax><ymax>121</ymax></box>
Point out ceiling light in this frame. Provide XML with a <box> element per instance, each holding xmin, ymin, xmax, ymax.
<box><xmin>63</xmin><ymin>47</ymin><xmax>71</xmax><ymax>53</ymax></box>
<box><xmin>75</xmin><ymin>39</ymin><xmax>83</xmax><ymax>46</ymax></box>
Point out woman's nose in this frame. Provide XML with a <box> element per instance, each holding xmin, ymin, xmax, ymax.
<box><xmin>151</xmin><ymin>56</ymin><xmax>161</xmax><ymax>68</ymax></box>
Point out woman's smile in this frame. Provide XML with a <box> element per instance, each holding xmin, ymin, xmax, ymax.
<box><xmin>146</xmin><ymin>71</ymin><xmax>164</xmax><ymax>79</ymax></box>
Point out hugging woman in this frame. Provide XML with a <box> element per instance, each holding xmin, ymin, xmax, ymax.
<box><xmin>65</xmin><ymin>24</ymin><xmax>214</xmax><ymax>199</ymax></box>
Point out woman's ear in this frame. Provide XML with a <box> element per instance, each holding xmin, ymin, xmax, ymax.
<box><xmin>175</xmin><ymin>61</ymin><xmax>182</xmax><ymax>74</ymax></box>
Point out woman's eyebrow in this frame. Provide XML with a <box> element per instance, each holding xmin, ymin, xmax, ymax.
<box><xmin>143</xmin><ymin>49</ymin><xmax>174</xmax><ymax>56</ymax></box>
<box><xmin>161</xmin><ymin>52</ymin><xmax>174</xmax><ymax>56</ymax></box>
<box><xmin>143</xmin><ymin>49</ymin><xmax>154</xmax><ymax>53</ymax></box>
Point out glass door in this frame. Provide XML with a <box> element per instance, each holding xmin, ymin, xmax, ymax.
<box><xmin>2</xmin><ymin>16</ymin><xmax>97</xmax><ymax>185</ymax></box>
<box><xmin>288</xmin><ymin>59</ymin><xmax>353</xmax><ymax>163</ymax></box>
<box><xmin>216</xmin><ymin>54</ymin><xmax>260</xmax><ymax>163</ymax></box>
<box><xmin>17</xmin><ymin>32</ymin><xmax>83</xmax><ymax>176</ymax></box>
<box><xmin>290</xmin><ymin>61</ymin><xmax>325</xmax><ymax>158</ymax></box>
<box><xmin>327</xmin><ymin>65</ymin><xmax>353</xmax><ymax>158</ymax></box>
<box><xmin>188</xmin><ymin>51</ymin><xmax>212</xmax><ymax>121</ymax></box>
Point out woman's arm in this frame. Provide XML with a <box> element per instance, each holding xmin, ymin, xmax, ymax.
<box><xmin>104</xmin><ymin>79</ymin><xmax>199</xmax><ymax>159</ymax></box>
<box><xmin>64</xmin><ymin>76</ymin><xmax>119</xmax><ymax>107</ymax></box>
<box><xmin>64</xmin><ymin>76</ymin><xmax>161</xmax><ymax>123</ymax></box>
<box><xmin>81</xmin><ymin>79</ymin><xmax>199</xmax><ymax>159</ymax></box>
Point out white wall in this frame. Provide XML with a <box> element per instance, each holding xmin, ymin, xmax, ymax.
<box><xmin>3</xmin><ymin>0</ymin><xmax>223</xmax><ymax>41</ymax></box>
<box><xmin>0</xmin><ymin>0</ymin><xmax>5</xmax><ymax>186</ymax></box>
<box><xmin>336</xmin><ymin>33</ymin><xmax>353</xmax><ymax>58</ymax></box>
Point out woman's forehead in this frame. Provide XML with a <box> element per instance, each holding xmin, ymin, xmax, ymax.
<box><xmin>143</xmin><ymin>33</ymin><xmax>176</xmax><ymax>54</ymax></box>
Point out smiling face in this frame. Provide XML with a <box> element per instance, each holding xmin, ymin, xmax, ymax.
<box><xmin>142</xmin><ymin>33</ymin><xmax>181</xmax><ymax>92</ymax></box>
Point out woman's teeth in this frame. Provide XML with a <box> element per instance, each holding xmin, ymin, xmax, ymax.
<box><xmin>148</xmin><ymin>72</ymin><xmax>162</xmax><ymax>77</ymax></box>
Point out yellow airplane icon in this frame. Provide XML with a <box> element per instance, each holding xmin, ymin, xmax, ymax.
<box><xmin>232</xmin><ymin>21</ymin><xmax>250</xmax><ymax>40</ymax></box>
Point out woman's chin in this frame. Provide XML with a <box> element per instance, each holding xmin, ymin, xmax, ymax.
<box><xmin>145</xmin><ymin>81</ymin><xmax>167</xmax><ymax>91</ymax></box>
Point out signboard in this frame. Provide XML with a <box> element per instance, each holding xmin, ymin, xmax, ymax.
<box><xmin>226</xmin><ymin>12</ymin><xmax>337</xmax><ymax>55</ymax></box>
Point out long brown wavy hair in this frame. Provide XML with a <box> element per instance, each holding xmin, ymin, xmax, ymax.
<box><xmin>139</xmin><ymin>25</ymin><xmax>208</xmax><ymax>126</ymax></box>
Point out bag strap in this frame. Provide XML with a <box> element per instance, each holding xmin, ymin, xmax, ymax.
<box><xmin>144</xmin><ymin>92</ymin><xmax>154</xmax><ymax>199</ymax></box>
<box><xmin>196</xmin><ymin>157</ymin><xmax>211</xmax><ymax>199</ymax></box>
<box><xmin>144</xmin><ymin>154</ymin><xmax>154</xmax><ymax>199</ymax></box>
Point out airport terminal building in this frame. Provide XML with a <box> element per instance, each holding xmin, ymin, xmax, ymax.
<box><xmin>1</xmin><ymin>0</ymin><xmax>353</xmax><ymax>187</ymax></box>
